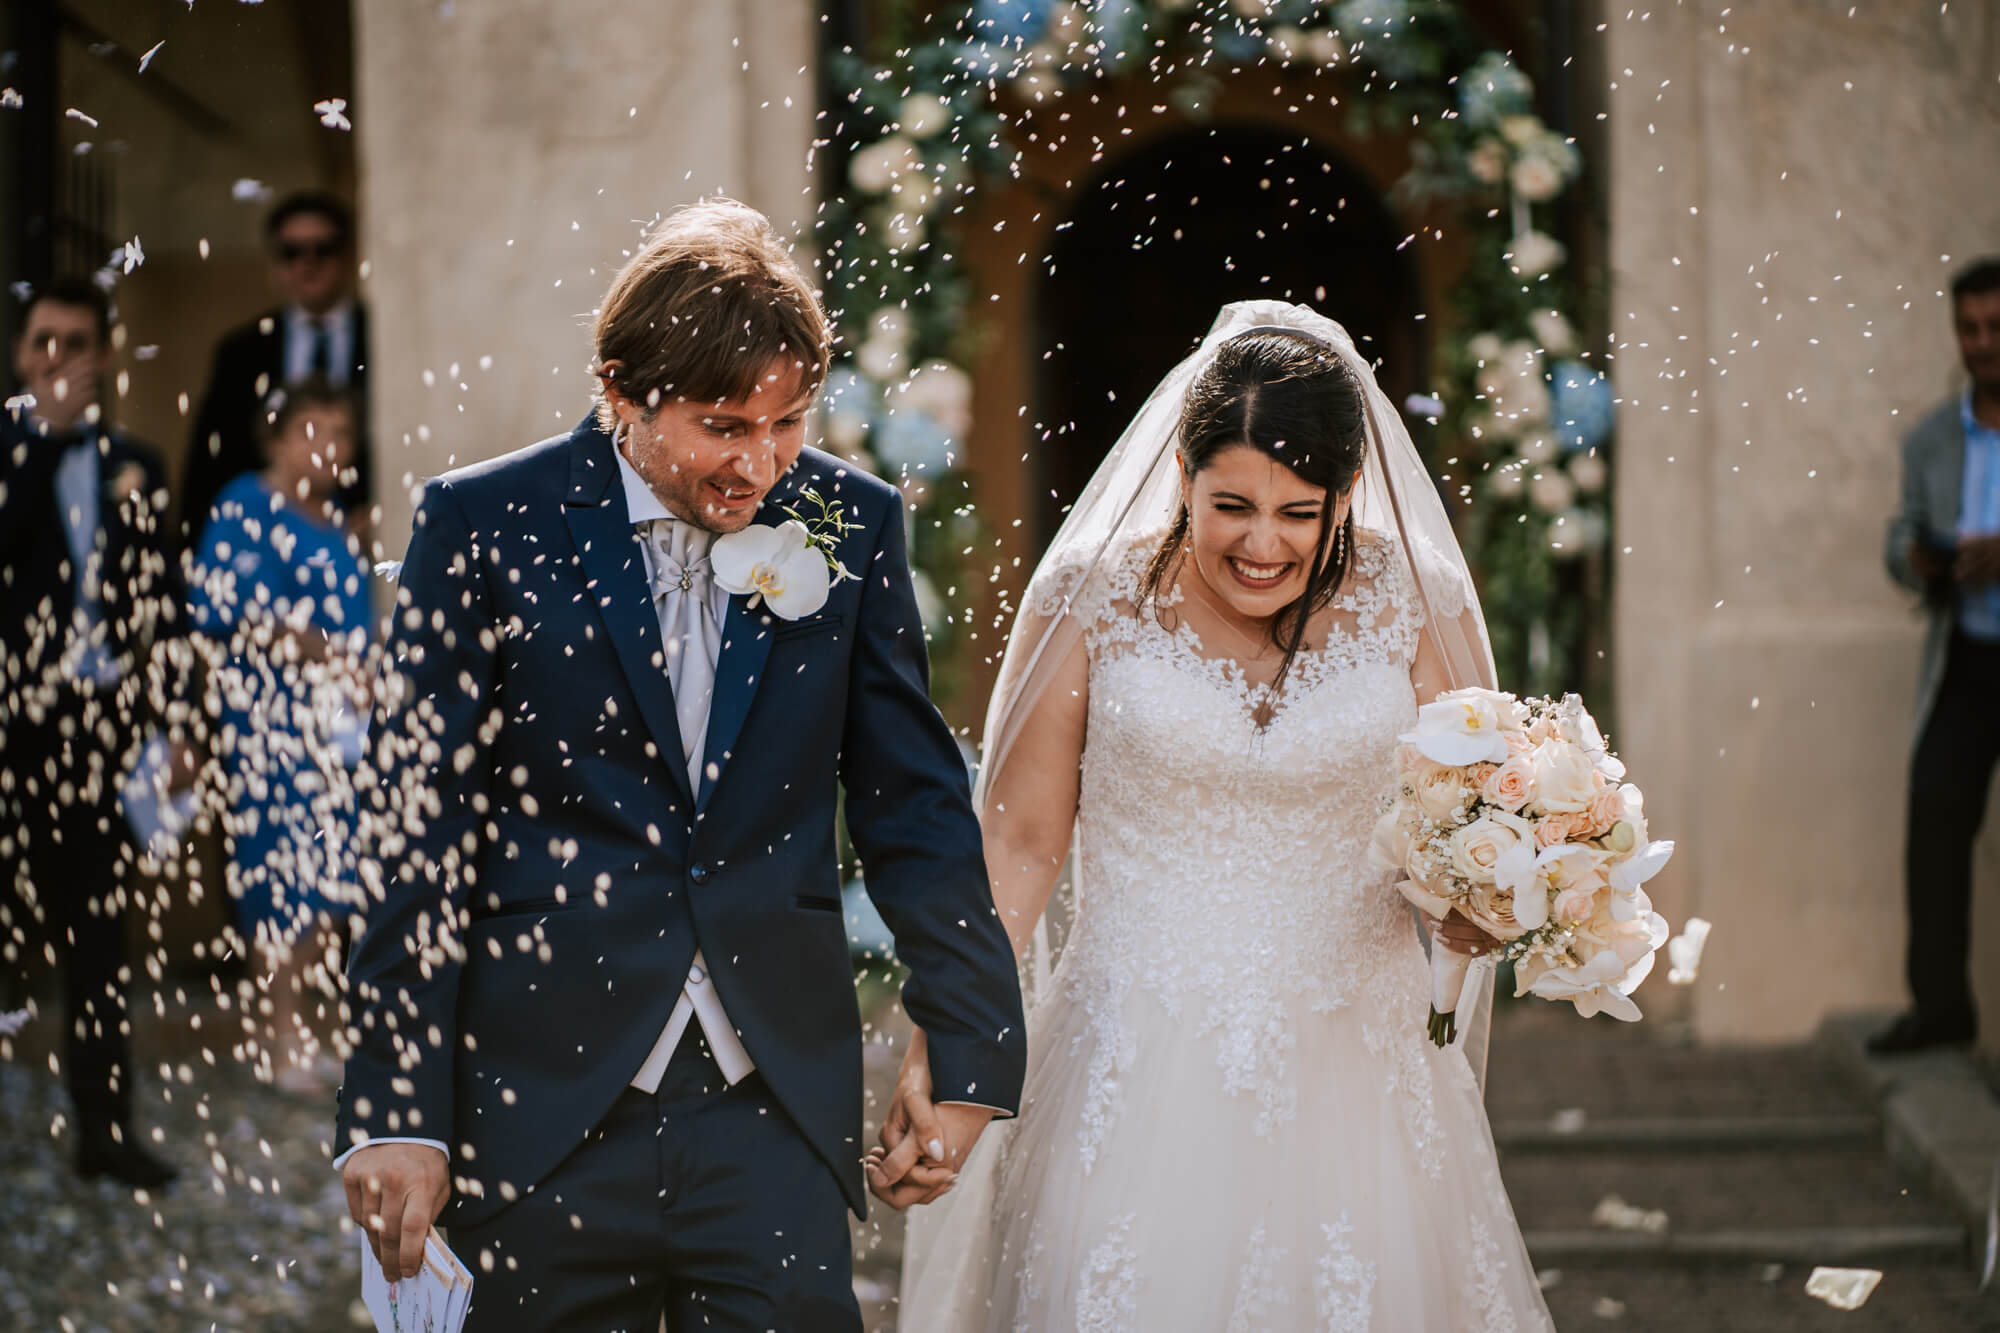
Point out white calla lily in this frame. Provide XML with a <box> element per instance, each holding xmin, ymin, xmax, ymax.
<box><xmin>710</xmin><ymin>520</ymin><xmax>832</xmax><ymax>620</ymax></box>
<box><xmin>1401</xmin><ymin>689</ymin><xmax>1513</xmax><ymax>766</ymax></box>
<box><xmin>1522</xmin><ymin>947</ymin><xmax>1645</xmax><ymax>1021</ymax></box>
<box><xmin>1556</xmin><ymin>692</ymin><xmax>1626</xmax><ymax>779</ymax></box>
<box><xmin>1607</xmin><ymin>838</ymin><xmax>1675</xmax><ymax>916</ymax></box>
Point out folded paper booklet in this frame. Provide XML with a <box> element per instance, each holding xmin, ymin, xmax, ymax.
<box><xmin>360</xmin><ymin>1228</ymin><xmax>472</xmax><ymax>1333</ymax></box>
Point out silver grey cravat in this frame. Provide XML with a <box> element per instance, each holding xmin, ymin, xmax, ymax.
<box><xmin>642</xmin><ymin>518</ymin><xmax>720</xmax><ymax>788</ymax></box>
<box><xmin>630</xmin><ymin>515</ymin><xmax>756</xmax><ymax>1094</ymax></box>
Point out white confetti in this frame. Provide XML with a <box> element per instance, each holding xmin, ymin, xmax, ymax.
<box><xmin>232</xmin><ymin>177</ymin><xmax>273</xmax><ymax>202</ymax></box>
<box><xmin>65</xmin><ymin>107</ymin><xmax>99</xmax><ymax>128</ymax></box>
<box><xmin>1667</xmin><ymin>917</ymin><xmax>1712</xmax><ymax>984</ymax></box>
<box><xmin>139</xmin><ymin>40</ymin><xmax>165</xmax><ymax>73</ymax></box>
<box><xmin>1804</xmin><ymin>1267</ymin><xmax>1881</xmax><ymax>1311</ymax></box>
<box><xmin>1590</xmin><ymin>1193</ymin><xmax>1668</xmax><ymax>1234</ymax></box>
<box><xmin>314</xmin><ymin>97</ymin><xmax>352</xmax><ymax>131</ymax></box>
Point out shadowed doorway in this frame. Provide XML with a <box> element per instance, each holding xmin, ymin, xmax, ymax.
<box><xmin>1033</xmin><ymin>126</ymin><xmax>1422</xmax><ymax>544</ymax></box>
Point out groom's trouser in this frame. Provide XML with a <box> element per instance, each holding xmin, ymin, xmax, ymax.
<box><xmin>1905</xmin><ymin>631</ymin><xmax>2000</xmax><ymax>1035</ymax></box>
<box><xmin>448</xmin><ymin>1036</ymin><xmax>863</xmax><ymax>1332</ymax></box>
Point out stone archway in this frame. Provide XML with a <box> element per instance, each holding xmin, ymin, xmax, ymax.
<box><xmin>1031</xmin><ymin>126</ymin><xmax>1423</xmax><ymax>543</ymax></box>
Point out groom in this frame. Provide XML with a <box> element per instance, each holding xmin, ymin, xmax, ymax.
<box><xmin>335</xmin><ymin>199</ymin><xmax>1026</xmax><ymax>1329</ymax></box>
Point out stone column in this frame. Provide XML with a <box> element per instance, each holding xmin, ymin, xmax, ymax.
<box><xmin>1608</xmin><ymin>1</ymin><xmax>2000</xmax><ymax>1041</ymax></box>
<box><xmin>351</xmin><ymin>0</ymin><xmax>817</xmax><ymax>545</ymax></box>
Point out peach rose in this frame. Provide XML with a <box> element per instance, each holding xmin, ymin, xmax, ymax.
<box><xmin>1585</xmin><ymin>785</ymin><xmax>1625</xmax><ymax>836</ymax></box>
<box><xmin>1505</xmin><ymin>729</ymin><xmax>1534</xmax><ymax>758</ymax></box>
<box><xmin>1481</xmin><ymin>756</ymin><xmax>1537</xmax><ymax>812</ymax></box>
<box><xmin>1551</xmin><ymin>883</ymin><xmax>1600</xmax><ymax>924</ymax></box>
<box><xmin>1535</xmin><ymin>812</ymin><xmax>1591</xmax><ymax>848</ymax></box>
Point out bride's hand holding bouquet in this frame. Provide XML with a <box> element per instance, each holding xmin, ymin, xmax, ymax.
<box><xmin>1370</xmin><ymin>689</ymin><xmax>1675</xmax><ymax>1047</ymax></box>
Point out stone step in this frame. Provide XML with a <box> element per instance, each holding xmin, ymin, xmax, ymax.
<box><xmin>1523</xmin><ymin>1224</ymin><xmax>1967</xmax><ymax>1266</ymax></box>
<box><xmin>1493</xmin><ymin>1113</ymin><xmax>1879</xmax><ymax>1152</ymax></box>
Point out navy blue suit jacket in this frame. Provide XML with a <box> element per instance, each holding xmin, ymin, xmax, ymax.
<box><xmin>336</xmin><ymin>416</ymin><xmax>1025</xmax><ymax>1224</ymax></box>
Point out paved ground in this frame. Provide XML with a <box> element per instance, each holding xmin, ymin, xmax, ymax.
<box><xmin>1485</xmin><ymin>1002</ymin><xmax>1998</xmax><ymax>1333</ymax></box>
<box><xmin>5</xmin><ymin>977</ymin><xmax>1996</xmax><ymax>1330</ymax></box>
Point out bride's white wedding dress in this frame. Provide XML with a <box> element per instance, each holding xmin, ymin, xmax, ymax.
<box><xmin>900</xmin><ymin>530</ymin><xmax>1554</xmax><ymax>1331</ymax></box>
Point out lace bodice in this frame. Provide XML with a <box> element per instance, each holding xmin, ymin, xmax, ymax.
<box><xmin>1031</xmin><ymin>530</ymin><xmax>1468</xmax><ymax>1160</ymax></box>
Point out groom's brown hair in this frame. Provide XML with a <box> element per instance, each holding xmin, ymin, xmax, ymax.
<box><xmin>593</xmin><ymin>198</ymin><xmax>830</xmax><ymax>429</ymax></box>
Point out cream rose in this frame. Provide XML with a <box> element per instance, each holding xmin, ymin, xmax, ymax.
<box><xmin>1532</xmin><ymin>740</ymin><xmax>1598</xmax><ymax>813</ymax></box>
<box><xmin>1550</xmin><ymin>883</ymin><xmax>1600</xmax><ymax>924</ymax></box>
<box><xmin>1462</xmin><ymin>885</ymin><xmax>1531</xmax><ymax>940</ymax></box>
<box><xmin>1448</xmin><ymin>810</ymin><xmax>1534</xmax><ymax>885</ymax></box>
<box><xmin>1481</xmin><ymin>756</ymin><xmax>1537</xmax><ymax>812</ymax></box>
<box><xmin>1411</xmin><ymin>761</ymin><xmax>1474</xmax><ymax>823</ymax></box>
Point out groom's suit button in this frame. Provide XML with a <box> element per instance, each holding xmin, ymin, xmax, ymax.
<box><xmin>689</xmin><ymin>864</ymin><xmax>712</xmax><ymax>885</ymax></box>
<box><xmin>688</xmin><ymin>964</ymin><xmax>706</xmax><ymax>984</ymax></box>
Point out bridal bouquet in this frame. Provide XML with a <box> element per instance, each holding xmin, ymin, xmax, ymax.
<box><xmin>1369</xmin><ymin>689</ymin><xmax>1674</xmax><ymax>1047</ymax></box>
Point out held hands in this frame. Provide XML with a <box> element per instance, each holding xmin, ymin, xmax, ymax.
<box><xmin>1956</xmin><ymin>535</ymin><xmax>2000</xmax><ymax>584</ymax></box>
<box><xmin>342</xmin><ymin>1142</ymin><xmax>450</xmax><ymax>1281</ymax></box>
<box><xmin>866</xmin><ymin>1026</ymin><xmax>996</xmax><ymax>1211</ymax></box>
<box><xmin>1909</xmin><ymin>534</ymin><xmax>2000</xmax><ymax>585</ymax></box>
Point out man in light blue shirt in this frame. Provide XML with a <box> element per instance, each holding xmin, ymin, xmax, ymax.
<box><xmin>1876</xmin><ymin>257</ymin><xmax>2000</xmax><ymax>1054</ymax></box>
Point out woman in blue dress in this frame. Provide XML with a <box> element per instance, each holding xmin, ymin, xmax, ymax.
<box><xmin>189</xmin><ymin>378</ymin><xmax>372</xmax><ymax>1096</ymax></box>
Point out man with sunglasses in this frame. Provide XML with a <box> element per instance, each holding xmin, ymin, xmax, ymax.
<box><xmin>182</xmin><ymin>191</ymin><xmax>371</xmax><ymax>539</ymax></box>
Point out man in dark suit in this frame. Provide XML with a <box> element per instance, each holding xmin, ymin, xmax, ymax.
<box><xmin>1875</xmin><ymin>257</ymin><xmax>2000</xmax><ymax>1054</ymax></box>
<box><xmin>182</xmin><ymin>191</ymin><xmax>370</xmax><ymax>538</ymax></box>
<box><xmin>0</xmin><ymin>277</ymin><xmax>180</xmax><ymax>1186</ymax></box>
<box><xmin>335</xmin><ymin>200</ymin><xmax>1025</xmax><ymax>1330</ymax></box>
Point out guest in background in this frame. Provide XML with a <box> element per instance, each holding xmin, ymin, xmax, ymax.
<box><xmin>183</xmin><ymin>191</ymin><xmax>370</xmax><ymax>541</ymax></box>
<box><xmin>1875</xmin><ymin>256</ymin><xmax>2000</xmax><ymax>1055</ymax></box>
<box><xmin>188</xmin><ymin>378</ymin><xmax>372</xmax><ymax>1097</ymax></box>
<box><xmin>0</xmin><ymin>277</ymin><xmax>181</xmax><ymax>1186</ymax></box>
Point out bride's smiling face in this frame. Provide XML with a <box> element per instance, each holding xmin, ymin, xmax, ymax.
<box><xmin>1181</xmin><ymin>443</ymin><xmax>1348</xmax><ymax>623</ymax></box>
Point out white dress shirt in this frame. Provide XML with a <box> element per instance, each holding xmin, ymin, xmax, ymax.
<box><xmin>283</xmin><ymin>302</ymin><xmax>356</xmax><ymax>387</ymax></box>
<box><xmin>53</xmin><ymin>430</ymin><xmax>121</xmax><ymax>686</ymax></box>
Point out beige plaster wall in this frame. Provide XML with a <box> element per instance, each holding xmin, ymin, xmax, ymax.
<box><xmin>1607</xmin><ymin>1</ymin><xmax>2000</xmax><ymax>1042</ymax></box>
<box><xmin>350</xmin><ymin>0</ymin><xmax>818</xmax><ymax>548</ymax></box>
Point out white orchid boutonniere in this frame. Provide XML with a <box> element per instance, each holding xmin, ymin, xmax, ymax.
<box><xmin>711</xmin><ymin>487</ymin><xmax>858</xmax><ymax>621</ymax></box>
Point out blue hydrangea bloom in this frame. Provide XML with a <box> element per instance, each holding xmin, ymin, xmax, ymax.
<box><xmin>1092</xmin><ymin>0</ymin><xmax>1149</xmax><ymax>71</ymax></box>
<box><xmin>970</xmin><ymin>0</ymin><xmax>1052</xmax><ymax>48</ymax></box>
<box><xmin>873</xmin><ymin>406</ymin><xmax>959</xmax><ymax>474</ymax></box>
<box><xmin>1458</xmin><ymin>50</ymin><xmax>1535</xmax><ymax>127</ymax></box>
<box><xmin>821</xmin><ymin>366</ymin><xmax>878</xmax><ymax>427</ymax></box>
<box><xmin>1548</xmin><ymin>360</ymin><xmax>1616</xmax><ymax>452</ymax></box>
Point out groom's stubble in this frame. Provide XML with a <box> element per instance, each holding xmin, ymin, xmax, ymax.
<box><xmin>614</xmin><ymin>359</ymin><xmax>816</xmax><ymax>534</ymax></box>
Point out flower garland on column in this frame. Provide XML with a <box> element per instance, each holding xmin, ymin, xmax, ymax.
<box><xmin>818</xmin><ymin>0</ymin><xmax>1614</xmax><ymax>700</ymax></box>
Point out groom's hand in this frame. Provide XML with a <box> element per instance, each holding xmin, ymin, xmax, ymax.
<box><xmin>343</xmin><ymin>1143</ymin><xmax>450</xmax><ymax>1280</ymax></box>
<box><xmin>867</xmin><ymin>1027</ymin><xmax>995</xmax><ymax>1210</ymax></box>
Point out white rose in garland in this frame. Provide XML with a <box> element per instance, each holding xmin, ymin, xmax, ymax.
<box><xmin>1504</xmin><ymin>230</ymin><xmax>1567</xmax><ymax>279</ymax></box>
<box><xmin>712</xmin><ymin>521</ymin><xmax>834</xmax><ymax>620</ymax></box>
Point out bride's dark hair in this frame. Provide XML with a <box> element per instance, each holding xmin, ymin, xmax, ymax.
<box><xmin>1139</xmin><ymin>328</ymin><xmax>1369</xmax><ymax>690</ymax></box>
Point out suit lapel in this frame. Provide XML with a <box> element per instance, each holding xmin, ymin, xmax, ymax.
<box><xmin>560</xmin><ymin>417</ymin><xmax>695</xmax><ymax>810</ymax></box>
<box><xmin>1932</xmin><ymin>410</ymin><xmax>1966</xmax><ymax>533</ymax></box>
<box><xmin>696</xmin><ymin>470</ymin><xmax>810</xmax><ymax>813</ymax></box>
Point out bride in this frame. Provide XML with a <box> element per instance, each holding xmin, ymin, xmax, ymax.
<box><xmin>875</xmin><ymin>302</ymin><xmax>1554</xmax><ymax>1330</ymax></box>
